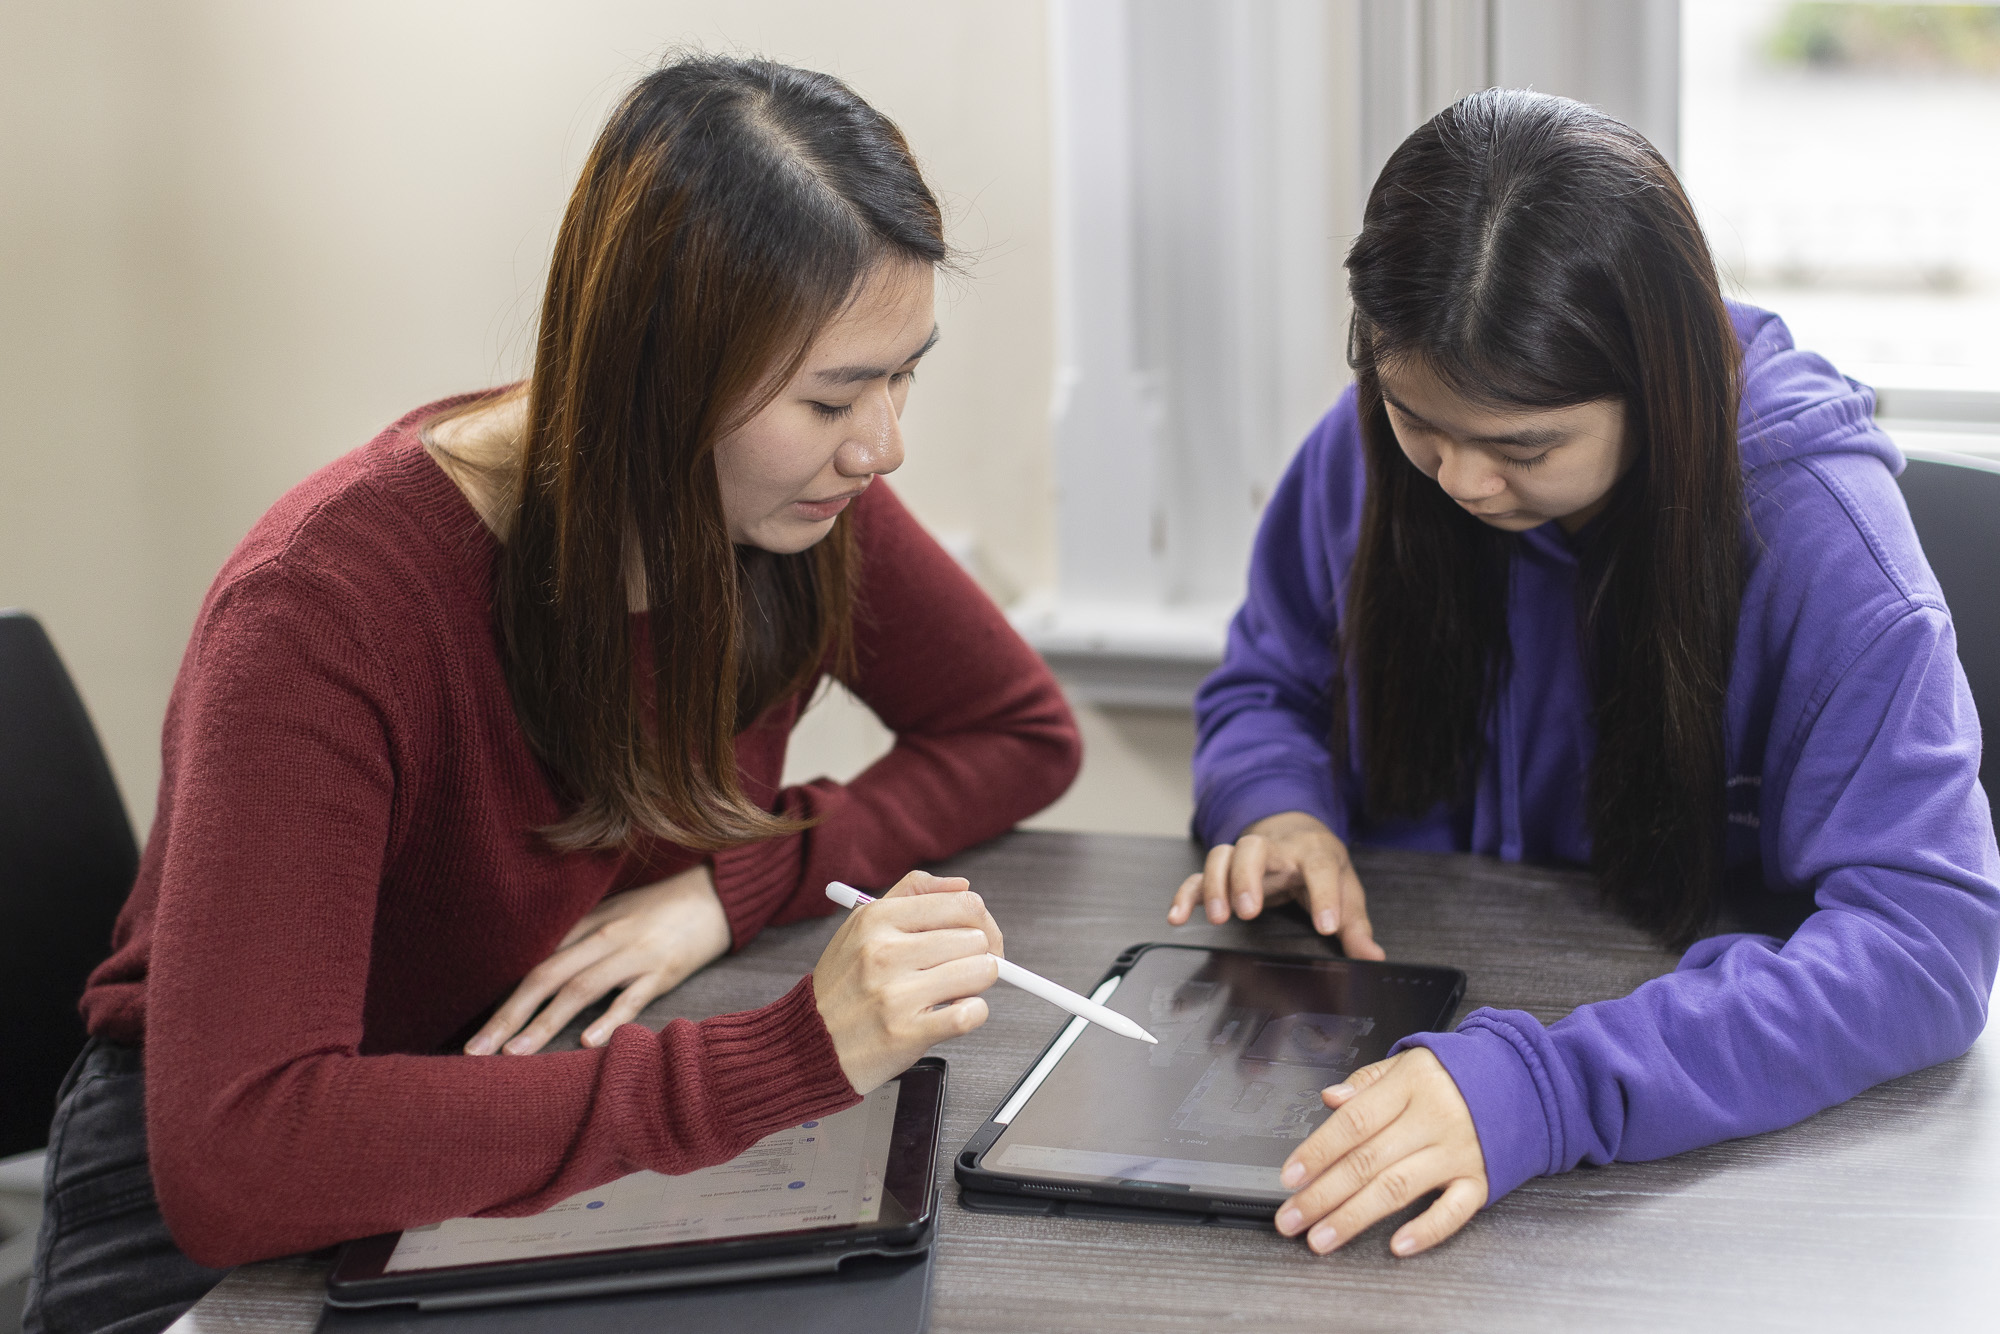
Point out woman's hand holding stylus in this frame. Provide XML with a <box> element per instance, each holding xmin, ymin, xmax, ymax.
<box><xmin>1167</xmin><ymin>811</ymin><xmax>1386</xmax><ymax>960</ymax></box>
<box><xmin>1275</xmin><ymin>1048</ymin><xmax>1488</xmax><ymax>1257</ymax></box>
<box><xmin>812</xmin><ymin>870</ymin><xmax>1005</xmax><ymax>1094</ymax></box>
<box><xmin>465</xmin><ymin>864</ymin><xmax>733</xmax><ymax>1056</ymax></box>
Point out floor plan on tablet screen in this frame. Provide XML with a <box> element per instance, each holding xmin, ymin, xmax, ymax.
<box><xmin>988</xmin><ymin>949</ymin><xmax>1381</xmax><ymax>1197</ymax></box>
<box><xmin>383</xmin><ymin>1081</ymin><xmax>901</xmax><ymax>1272</ymax></box>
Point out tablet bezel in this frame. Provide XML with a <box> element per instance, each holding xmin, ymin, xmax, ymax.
<box><xmin>324</xmin><ymin>1057</ymin><xmax>945</xmax><ymax>1308</ymax></box>
<box><xmin>954</xmin><ymin>944</ymin><xmax>1466</xmax><ymax>1223</ymax></box>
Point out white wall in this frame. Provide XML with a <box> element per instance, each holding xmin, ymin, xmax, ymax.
<box><xmin>0</xmin><ymin>1</ymin><xmax>1062</xmax><ymax>837</ymax></box>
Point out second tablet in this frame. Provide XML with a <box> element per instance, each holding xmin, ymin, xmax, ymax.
<box><xmin>957</xmin><ymin>944</ymin><xmax>1465</xmax><ymax>1223</ymax></box>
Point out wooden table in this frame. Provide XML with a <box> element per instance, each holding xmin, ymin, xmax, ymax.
<box><xmin>170</xmin><ymin>831</ymin><xmax>1999</xmax><ymax>1333</ymax></box>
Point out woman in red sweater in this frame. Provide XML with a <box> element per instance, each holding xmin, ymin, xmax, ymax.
<box><xmin>25</xmin><ymin>55</ymin><xmax>1079</xmax><ymax>1334</ymax></box>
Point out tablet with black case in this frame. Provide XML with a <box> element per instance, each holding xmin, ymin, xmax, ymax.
<box><xmin>955</xmin><ymin>945</ymin><xmax>1465</xmax><ymax>1224</ymax></box>
<box><xmin>325</xmin><ymin>1058</ymin><xmax>945</xmax><ymax>1311</ymax></box>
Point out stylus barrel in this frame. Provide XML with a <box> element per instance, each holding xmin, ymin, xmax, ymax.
<box><xmin>992</xmin><ymin>956</ymin><xmax>1159</xmax><ymax>1044</ymax></box>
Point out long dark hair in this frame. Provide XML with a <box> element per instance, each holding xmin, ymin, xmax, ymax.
<box><xmin>1340</xmin><ymin>90</ymin><xmax>1743</xmax><ymax>945</ymax></box>
<box><xmin>494</xmin><ymin>55</ymin><xmax>946</xmax><ymax>853</ymax></box>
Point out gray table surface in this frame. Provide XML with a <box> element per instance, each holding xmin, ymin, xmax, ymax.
<box><xmin>169</xmin><ymin>830</ymin><xmax>1999</xmax><ymax>1333</ymax></box>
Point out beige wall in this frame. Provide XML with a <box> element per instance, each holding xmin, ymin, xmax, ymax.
<box><xmin>2</xmin><ymin>5</ymin><xmax>162</xmax><ymax>835</ymax></box>
<box><xmin>0</xmin><ymin>2</ymin><xmax>1062</xmax><ymax>837</ymax></box>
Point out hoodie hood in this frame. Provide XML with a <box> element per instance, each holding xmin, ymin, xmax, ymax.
<box><xmin>1731</xmin><ymin>301</ymin><xmax>1903</xmax><ymax>476</ymax></box>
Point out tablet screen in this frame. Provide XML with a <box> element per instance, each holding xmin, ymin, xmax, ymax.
<box><xmin>382</xmin><ymin>1080</ymin><xmax>904</xmax><ymax>1273</ymax></box>
<box><xmin>983</xmin><ymin>946</ymin><xmax>1462</xmax><ymax>1202</ymax></box>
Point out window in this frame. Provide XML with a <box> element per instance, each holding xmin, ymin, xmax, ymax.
<box><xmin>1016</xmin><ymin>0</ymin><xmax>1352</xmax><ymax>706</ymax></box>
<box><xmin>1680</xmin><ymin>1</ymin><xmax>2000</xmax><ymax>452</ymax></box>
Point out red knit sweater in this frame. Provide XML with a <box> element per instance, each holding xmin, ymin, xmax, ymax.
<box><xmin>81</xmin><ymin>399</ymin><xmax>1081</xmax><ymax>1267</ymax></box>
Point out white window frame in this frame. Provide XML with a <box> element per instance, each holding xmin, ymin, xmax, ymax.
<box><xmin>1876</xmin><ymin>386</ymin><xmax>2000</xmax><ymax>469</ymax></box>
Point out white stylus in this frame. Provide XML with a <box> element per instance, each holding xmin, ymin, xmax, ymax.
<box><xmin>825</xmin><ymin>882</ymin><xmax>1159</xmax><ymax>1044</ymax></box>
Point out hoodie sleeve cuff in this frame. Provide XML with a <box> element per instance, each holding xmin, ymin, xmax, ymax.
<box><xmin>1394</xmin><ymin>1011</ymin><xmax>1562</xmax><ymax>1204</ymax></box>
<box><xmin>1196</xmin><ymin>772</ymin><xmax>1348</xmax><ymax>847</ymax></box>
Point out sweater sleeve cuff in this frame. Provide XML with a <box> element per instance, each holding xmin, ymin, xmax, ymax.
<box><xmin>711</xmin><ymin>834</ymin><xmax>812</xmax><ymax>951</ymax></box>
<box><xmin>1196</xmin><ymin>772</ymin><xmax>1347</xmax><ymax>847</ymax></box>
<box><xmin>1393</xmin><ymin>1012</ymin><xmax>1561</xmax><ymax>1204</ymax></box>
<box><xmin>710</xmin><ymin>780</ymin><xmax>852</xmax><ymax>951</ymax></box>
<box><xmin>686</xmin><ymin>975</ymin><xmax>859</xmax><ymax>1142</ymax></box>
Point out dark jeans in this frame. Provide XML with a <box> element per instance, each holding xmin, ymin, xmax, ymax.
<box><xmin>23</xmin><ymin>1039</ymin><xmax>230</xmax><ymax>1334</ymax></box>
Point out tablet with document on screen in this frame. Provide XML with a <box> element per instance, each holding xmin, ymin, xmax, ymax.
<box><xmin>325</xmin><ymin>1057</ymin><xmax>944</xmax><ymax>1310</ymax></box>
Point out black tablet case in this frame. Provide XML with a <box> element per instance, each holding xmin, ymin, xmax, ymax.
<box><xmin>322</xmin><ymin>1059</ymin><xmax>946</xmax><ymax>1327</ymax></box>
<box><xmin>316</xmin><ymin>1241</ymin><xmax>934</xmax><ymax>1334</ymax></box>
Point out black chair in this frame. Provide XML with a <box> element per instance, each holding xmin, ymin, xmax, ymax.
<box><xmin>1897</xmin><ymin>452</ymin><xmax>2000</xmax><ymax>808</ymax></box>
<box><xmin>0</xmin><ymin>611</ymin><xmax>138</xmax><ymax>1159</ymax></box>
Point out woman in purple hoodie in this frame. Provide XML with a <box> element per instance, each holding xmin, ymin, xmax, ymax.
<box><xmin>1173</xmin><ymin>89</ymin><xmax>1999</xmax><ymax>1259</ymax></box>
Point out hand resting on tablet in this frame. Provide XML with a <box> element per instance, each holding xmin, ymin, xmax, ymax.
<box><xmin>1273</xmin><ymin>1048</ymin><xmax>1488</xmax><ymax>1257</ymax></box>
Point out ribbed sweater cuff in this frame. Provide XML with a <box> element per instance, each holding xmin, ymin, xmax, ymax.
<box><xmin>693</xmin><ymin>975</ymin><xmax>859</xmax><ymax>1142</ymax></box>
<box><xmin>1393</xmin><ymin>1014</ymin><xmax>1558</xmax><ymax>1205</ymax></box>
<box><xmin>712</xmin><ymin>837</ymin><xmax>811</xmax><ymax>951</ymax></box>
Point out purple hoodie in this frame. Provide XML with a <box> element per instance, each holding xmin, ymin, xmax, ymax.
<box><xmin>1192</xmin><ymin>303</ymin><xmax>2000</xmax><ymax>1203</ymax></box>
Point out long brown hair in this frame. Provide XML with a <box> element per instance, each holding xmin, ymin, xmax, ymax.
<box><xmin>495</xmin><ymin>55</ymin><xmax>945</xmax><ymax>853</ymax></box>
<box><xmin>1340</xmin><ymin>90</ymin><xmax>1744</xmax><ymax>945</ymax></box>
